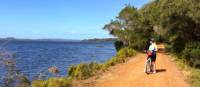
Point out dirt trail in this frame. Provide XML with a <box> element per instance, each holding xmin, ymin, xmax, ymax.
<box><xmin>96</xmin><ymin>44</ymin><xmax>190</xmax><ymax>87</ymax></box>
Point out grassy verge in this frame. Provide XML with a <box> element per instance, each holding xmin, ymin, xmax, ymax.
<box><xmin>32</xmin><ymin>77</ymin><xmax>72</xmax><ymax>87</ymax></box>
<box><xmin>31</xmin><ymin>47</ymin><xmax>137</xmax><ymax>87</ymax></box>
<box><xmin>170</xmin><ymin>55</ymin><xmax>200</xmax><ymax>87</ymax></box>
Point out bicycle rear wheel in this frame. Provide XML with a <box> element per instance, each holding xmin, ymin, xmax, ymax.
<box><xmin>146</xmin><ymin>58</ymin><xmax>152</xmax><ymax>73</ymax></box>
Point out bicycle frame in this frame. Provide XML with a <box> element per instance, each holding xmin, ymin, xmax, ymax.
<box><xmin>146</xmin><ymin>57</ymin><xmax>153</xmax><ymax>74</ymax></box>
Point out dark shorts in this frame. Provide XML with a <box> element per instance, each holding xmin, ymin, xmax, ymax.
<box><xmin>151</xmin><ymin>51</ymin><xmax>157</xmax><ymax>62</ymax></box>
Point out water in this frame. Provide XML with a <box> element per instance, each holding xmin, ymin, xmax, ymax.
<box><xmin>0</xmin><ymin>40</ymin><xmax>116</xmax><ymax>81</ymax></box>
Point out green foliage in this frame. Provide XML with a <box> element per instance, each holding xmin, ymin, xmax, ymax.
<box><xmin>103</xmin><ymin>5</ymin><xmax>156</xmax><ymax>50</ymax></box>
<box><xmin>103</xmin><ymin>20</ymin><xmax>122</xmax><ymax>32</ymax></box>
<box><xmin>32</xmin><ymin>80</ymin><xmax>47</xmax><ymax>87</ymax></box>
<box><xmin>104</xmin><ymin>0</ymin><xmax>200</xmax><ymax>68</ymax></box>
<box><xmin>169</xmin><ymin>35</ymin><xmax>186</xmax><ymax>54</ymax></box>
<box><xmin>102</xmin><ymin>56</ymin><xmax>118</xmax><ymax>70</ymax></box>
<box><xmin>116</xmin><ymin>47</ymin><xmax>136</xmax><ymax>59</ymax></box>
<box><xmin>67</xmin><ymin>65</ymin><xmax>76</xmax><ymax>78</ymax></box>
<box><xmin>32</xmin><ymin>78</ymin><xmax>71</xmax><ymax>87</ymax></box>
<box><xmin>102</xmin><ymin>47</ymin><xmax>136</xmax><ymax>70</ymax></box>
<box><xmin>128</xmin><ymin>34</ymin><xmax>147</xmax><ymax>50</ymax></box>
<box><xmin>46</xmin><ymin>78</ymin><xmax>71</xmax><ymax>87</ymax></box>
<box><xmin>67</xmin><ymin>47</ymin><xmax>136</xmax><ymax>79</ymax></box>
<box><xmin>158</xmin><ymin>0</ymin><xmax>200</xmax><ymax>41</ymax></box>
<box><xmin>172</xmin><ymin>55</ymin><xmax>200</xmax><ymax>87</ymax></box>
<box><xmin>67</xmin><ymin>63</ymin><xmax>93</xmax><ymax>80</ymax></box>
<box><xmin>88</xmin><ymin>62</ymin><xmax>101</xmax><ymax>72</ymax></box>
<box><xmin>190</xmin><ymin>69</ymin><xmax>200</xmax><ymax>87</ymax></box>
<box><xmin>114</xmin><ymin>40</ymin><xmax>124</xmax><ymax>51</ymax></box>
<box><xmin>182</xmin><ymin>42</ymin><xmax>200</xmax><ymax>68</ymax></box>
<box><xmin>104</xmin><ymin>0</ymin><xmax>200</xmax><ymax>49</ymax></box>
<box><xmin>67</xmin><ymin>62</ymin><xmax>103</xmax><ymax>80</ymax></box>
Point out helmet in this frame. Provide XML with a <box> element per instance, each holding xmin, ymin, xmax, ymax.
<box><xmin>150</xmin><ymin>38</ymin><xmax>155</xmax><ymax>42</ymax></box>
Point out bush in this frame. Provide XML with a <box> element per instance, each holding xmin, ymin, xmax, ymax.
<box><xmin>114</xmin><ymin>41</ymin><xmax>124</xmax><ymax>51</ymax></box>
<box><xmin>67</xmin><ymin>62</ymin><xmax>102</xmax><ymax>80</ymax></box>
<box><xmin>67</xmin><ymin>65</ymin><xmax>77</xmax><ymax>78</ymax></box>
<box><xmin>190</xmin><ymin>69</ymin><xmax>200</xmax><ymax>87</ymax></box>
<box><xmin>88</xmin><ymin>62</ymin><xmax>101</xmax><ymax>73</ymax></box>
<box><xmin>116</xmin><ymin>47</ymin><xmax>136</xmax><ymax>58</ymax></box>
<box><xmin>182</xmin><ymin>42</ymin><xmax>200</xmax><ymax>68</ymax></box>
<box><xmin>67</xmin><ymin>47</ymin><xmax>137</xmax><ymax>79</ymax></box>
<box><xmin>116</xmin><ymin>47</ymin><xmax>136</xmax><ymax>63</ymax></box>
<box><xmin>46</xmin><ymin>78</ymin><xmax>71</xmax><ymax>87</ymax></box>
<box><xmin>32</xmin><ymin>80</ymin><xmax>47</xmax><ymax>87</ymax></box>
<box><xmin>169</xmin><ymin>36</ymin><xmax>186</xmax><ymax>54</ymax></box>
<box><xmin>129</xmin><ymin>39</ymin><xmax>146</xmax><ymax>50</ymax></box>
<box><xmin>68</xmin><ymin>63</ymin><xmax>93</xmax><ymax>80</ymax></box>
<box><xmin>32</xmin><ymin>78</ymin><xmax>71</xmax><ymax>87</ymax></box>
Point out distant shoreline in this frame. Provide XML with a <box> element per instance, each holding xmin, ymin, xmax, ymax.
<box><xmin>0</xmin><ymin>37</ymin><xmax>116</xmax><ymax>43</ymax></box>
<box><xmin>82</xmin><ymin>38</ymin><xmax>116</xmax><ymax>42</ymax></box>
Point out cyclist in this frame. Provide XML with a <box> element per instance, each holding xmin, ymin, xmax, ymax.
<box><xmin>143</xmin><ymin>38</ymin><xmax>157</xmax><ymax>73</ymax></box>
<box><xmin>149</xmin><ymin>39</ymin><xmax>157</xmax><ymax>73</ymax></box>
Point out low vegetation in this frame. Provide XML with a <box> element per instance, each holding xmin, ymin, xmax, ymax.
<box><xmin>67</xmin><ymin>47</ymin><xmax>136</xmax><ymax>80</ymax></box>
<box><xmin>181</xmin><ymin>42</ymin><xmax>200</xmax><ymax>68</ymax></box>
<box><xmin>169</xmin><ymin>42</ymin><xmax>200</xmax><ymax>87</ymax></box>
<box><xmin>31</xmin><ymin>78</ymin><xmax>72</xmax><ymax>87</ymax></box>
<box><xmin>31</xmin><ymin>47</ymin><xmax>137</xmax><ymax>87</ymax></box>
<box><xmin>172</xmin><ymin>55</ymin><xmax>200</xmax><ymax>87</ymax></box>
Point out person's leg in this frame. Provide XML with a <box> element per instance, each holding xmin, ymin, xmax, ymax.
<box><xmin>152</xmin><ymin>61</ymin><xmax>156</xmax><ymax>73</ymax></box>
<box><xmin>152</xmin><ymin>52</ymin><xmax>157</xmax><ymax>73</ymax></box>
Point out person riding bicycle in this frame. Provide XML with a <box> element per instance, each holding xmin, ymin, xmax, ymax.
<box><xmin>144</xmin><ymin>38</ymin><xmax>157</xmax><ymax>73</ymax></box>
<box><xmin>149</xmin><ymin>39</ymin><xmax>157</xmax><ymax>73</ymax></box>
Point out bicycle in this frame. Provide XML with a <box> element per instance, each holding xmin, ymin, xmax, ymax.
<box><xmin>146</xmin><ymin>57</ymin><xmax>153</xmax><ymax>74</ymax></box>
<box><xmin>145</xmin><ymin>51</ymin><xmax>153</xmax><ymax>74</ymax></box>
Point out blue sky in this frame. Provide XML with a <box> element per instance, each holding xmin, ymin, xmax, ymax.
<box><xmin>0</xmin><ymin>0</ymin><xmax>150</xmax><ymax>40</ymax></box>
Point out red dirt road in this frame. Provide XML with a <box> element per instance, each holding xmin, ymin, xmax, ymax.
<box><xmin>96</xmin><ymin>45</ymin><xmax>190</xmax><ymax>87</ymax></box>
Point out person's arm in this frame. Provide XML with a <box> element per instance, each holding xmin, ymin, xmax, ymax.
<box><xmin>154</xmin><ymin>43</ymin><xmax>158</xmax><ymax>51</ymax></box>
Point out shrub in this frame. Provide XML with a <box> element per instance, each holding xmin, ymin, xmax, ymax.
<box><xmin>32</xmin><ymin>78</ymin><xmax>71</xmax><ymax>87</ymax></box>
<box><xmin>67</xmin><ymin>63</ymin><xmax>92</xmax><ymax>80</ymax></box>
<box><xmin>46</xmin><ymin>78</ymin><xmax>71</xmax><ymax>87</ymax></box>
<box><xmin>88</xmin><ymin>62</ymin><xmax>101</xmax><ymax>73</ymax></box>
<box><xmin>169</xmin><ymin>36</ymin><xmax>186</xmax><ymax>54</ymax></box>
<box><xmin>189</xmin><ymin>68</ymin><xmax>200</xmax><ymax>87</ymax></box>
<box><xmin>182</xmin><ymin>42</ymin><xmax>200</xmax><ymax>68</ymax></box>
<box><xmin>190</xmin><ymin>69</ymin><xmax>200</xmax><ymax>87</ymax></box>
<box><xmin>116</xmin><ymin>47</ymin><xmax>136</xmax><ymax>58</ymax></box>
<box><xmin>129</xmin><ymin>38</ymin><xmax>147</xmax><ymax>50</ymax></box>
<box><xmin>67</xmin><ymin>65</ymin><xmax>77</xmax><ymax>78</ymax></box>
<box><xmin>32</xmin><ymin>80</ymin><xmax>47</xmax><ymax>87</ymax></box>
<box><xmin>165</xmin><ymin>44</ymin><xmax>172</xmax><ymax>52</ymax></box>
<box><xmin>67</xmin><ymin>47</ymin><xmax>136</xmax><ymax>79</ymax></box>
<box><xmin>114</xmin><ymin>41</ymin><xmax>124</xmax><ymax>51</ymax></box>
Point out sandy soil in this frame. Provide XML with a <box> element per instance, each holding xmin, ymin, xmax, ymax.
<box><xmin>96</xmin><ymin>44</ymin><xmax>190</xmax><ymax>87</ymax></box>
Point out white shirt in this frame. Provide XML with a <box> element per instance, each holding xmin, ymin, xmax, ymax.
<box><xmin>148</xmin><ymin>43</ymin><xmax>157</xmax><ymax>51</ymax></box>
